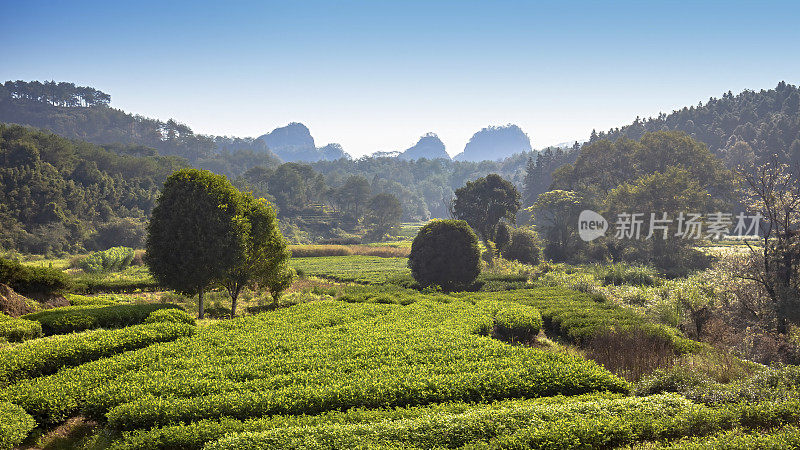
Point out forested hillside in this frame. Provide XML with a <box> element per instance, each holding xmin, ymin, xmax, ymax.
<box><xmin>0</xmin><ymin>124</ymin><xmax>187</xmax><ymax>253</ymax></box>
<box><xmin>594</xmin><ymin>81</ymin><xmax>800</xmax><ymax>168</ymax></box>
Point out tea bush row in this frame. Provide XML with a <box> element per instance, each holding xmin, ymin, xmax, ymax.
<box><xmin>23</xmin><ymin>303</ymin><xmax>183</xmax><ymax>335</ymax></box>
<box><xmin>0</xmin><ymin>257</ymin><xmax>71</xmax><ymax>296</ymax></box>
<box><xmin>79</xmin><ymin>247</ymin><xmax>135</xmax><ymax>273</ymax></box>
<box><xmin>0</xmin><ymin>313</ymin><xmax>41</xmax><ymax>342</ymax></box>
<box><xmin>0</xmin><ymin>401</ymin><xmax>36</xmax><ymax>450</ymax></box>
<box><xmin>1</xmin><ymin>300</ymin><xmax>627</xmax><ymax>428</ymax></box>
<box><xmin>204</xmin><ymin>395</ymin><xmax>800</xmax><ymax>450</ymax></box>
<box><xmin>0</xmin><ymin>322</ymin><xmax>195</xmax><ymax>385</ymax></box>
<box><xmin>102</xmin><ymin>300</ymin><xmax>627</xmax><ymax>430</ymax></box>
<box><xmin>110</xmin><ymin>393</ymin><xmax>624</xmax><ymax>450</ymax></box>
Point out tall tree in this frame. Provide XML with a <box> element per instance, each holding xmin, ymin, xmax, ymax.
<box><xmin>452</xmin><ymin>174</ymin><xmax>520</xmax><ymax>253</ymax></box>
<box><xmin>145</xmin><ymin>169</ymin><xmax>246</xmax><ymax>319</ymax></box>
<box><xmin>365</xmin><ymin>193</ymin><xmax>403</xmax><ymax>240</ymax></box>
<box><xmin>219</xmin><ymin>193</ymin><xmax>290</xmax><ymax>316</ymax></box>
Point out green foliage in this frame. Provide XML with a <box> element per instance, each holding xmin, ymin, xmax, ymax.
<box><xmin>79</xmin><ymin>247</ymin><xmax>135</xmax><ymax>273</ymax></box>
<box><xmin>0</xmin><ymin>124</ymin><xmax>188</xmax><ymax>254</ymax></box>
<box><xmin>599</xmin><ymin>263</ymin><xmax>658</xmax><ymax>287</ymax></box>
<box><xmin>452</xmin><ymin>173</ymin><xmax>521</xmax><ymax>244</ymax></box>
<box><xmin>0</xmin><ymin>401</ymin><xmax>35</xmax><ymax>450</ymax></box>
<box><xmin>291</xmin><ymin>256</ymin><xmax>410</xmax><ymax>284</ymax></box>
<box><xmin>0</xmin><ymin>257</ymin><xmax>71</xmax><ymax>296</ymax></box>
<box><xmin>596</xmin><ymin>81</ymin><xmax>800</xmax><ymax>170</ymax></box>
<box><xmin>145</xmin><ymin>168</ymin><xmax>248</xmax><ymax>318</ymax></box>
<box><xmin>0</xmin><ymin>322</ymin><xmax>194</xmax><ymax>385</ymax></box>
<box><xmin>0</xmin><ymin>314</ymin><xmax>41</xmax><ymax>342</ymax></box>
<box><xmin>365</xmin><ymin>192</ymin><xmax>403</xmax><ymax>239</ymax></box>
<box><xmin>23</xmin><ymin>303</ymin><xmax>183</xmax><ymax>335</ymax></box>
<box><xmin>201</xmin><ymin>394</ymin><xmax>800</xmax><ymax>450</ymax></box>
<box><xmin>220</xmin><ymin>193</ymin><xmax>290</xmax><ymax>316</ymax></box>
<box><xmin>502</xmin><ymin>228</ymin><xmax>542</xmax><ymax>265</ymax></box>
<box><xmin>66</xmin><ymin>293</ymin><xmax>122</xmax><ymax>306</ymax></box>
<box><xmin>531</xmin><ymin>189</ymin><xmax>584</xmax><ymax>262</ymax></box>
<box><xmin>494</xmin><ymin>222</ymin><xmax>511</xmax><ymax>252</ymax></box>
<box><xmin>492</xmin><ymin>303</ymin><xmax>543</xmax><ymax>343</ymax></box>
<box><xmin>145</xmin><ymin>308</ymin><xmax>196</xmax><ymax>326</ymax></box>
<box><xmin>110</xmin><ymin>394</ymin><xmax>621</xmax><ymax>450</ymax></box>
<box><xmin>408</xmin><ymin>220</ymin><xmax>481</xmax><ymax>291</ymax></box>
<box><xmin>0</xmin><ymin>299</ymin><xmax>627</xmax><ymax>428</ymax></box>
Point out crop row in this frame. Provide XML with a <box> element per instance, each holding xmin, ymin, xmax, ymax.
<box><xmin>290</xmin><ymin>255</ymin><xmax>410</xmax><ymax>284</ymax></box>
<box><xmin>0</xmin><ymin>321</ymin><xmax>195</xmax><ymax>385</ymax></box>
<box><xmin>23</xmin><ymin>303</ymin><xmax>182</xmax><ymax>335</ymax></box>
<box><xmin>0</xmin><ymin>313</ymin><xmax>41</xmax><ymax>342</ymax></box>
<box><xmin>203</xmin><ymin>395</ymin><xmax>800</xmax><ymax>450</ymax></box>
<box><xmin>0</xmin><ymin>401</ymin><xmax>35</xmax><ymax>450</ymax></box>
<box><xmin>2</xmin><ymin>299</ymin><xmax>628</xmax><ymax>428</ymax></box>
<box><xmin>462</xmin><ymin>288</ymin><xmax>700</xmax><ymax>354</ymax></box>
<box><xmin>110</xmin><ymin>393</ymin><xmax>625</xmax><ymax>450</ymax></box>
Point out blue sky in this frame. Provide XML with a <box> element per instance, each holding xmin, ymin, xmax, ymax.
<box><xmin>2</xmin><ymin>0</ymin><xmax>799</xmax><ymax>157</ymax></box>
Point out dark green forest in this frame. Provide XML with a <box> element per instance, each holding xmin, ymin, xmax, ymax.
<box><xmin>593</xmin><ymin>81</ymin><xmax>800</xmax><ymax>169</ymax></box>
<box><xmin>0</xmin><ymin>124</ymin><xmax>187</xmax><ymax>253</ymax></box>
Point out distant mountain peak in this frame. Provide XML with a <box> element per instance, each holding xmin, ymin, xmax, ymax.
<box><xmin>398</xmin><ymin>132</ymin><xmax>449</xmax><ymax>161</ymax></box>
<box><xmin>257</xmin><ymin>122</ymin><xmax>349</xmax><ymax>162</ymax></box>
<box><xmin>453</xmin><ymin>124</ymin><xmax>532</xmax><ymax>162</ymax></box>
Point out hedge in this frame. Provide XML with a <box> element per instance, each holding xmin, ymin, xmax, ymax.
<box><xmin>23</xmin><ymin>303</ymin><xmax>183</xmax><ymax>335</ymax></box>
<box><xmin>0</xmin><ymin>401</ymin><xmax>35</xmax><ymax>449</ymax></box>
<box><xmin>0</xmin><ymin>314</ymin><xmax>42</xmax><ymax>342</ymax></box>
<box><xmin>0</xmin><ymin>258</ymin><xmax>71</xmax><ymax>296</ymax></box>
<box><xmin>0</xmin><ymin>322</ymin><xmax>195</xmax><ymax>385</ymax></box>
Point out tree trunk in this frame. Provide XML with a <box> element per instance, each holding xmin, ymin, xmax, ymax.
<box><xmin>231</xmin><ymin>292</ymin><xmax>238</xmax><ymax>318</ymax></box>
<box><xmin>198</xmin><ymin>288</ymin><xmax>205</xmax><ymax>320</ymax></box>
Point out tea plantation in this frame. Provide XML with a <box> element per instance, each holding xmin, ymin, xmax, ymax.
<box><xmin>0</xmin><ymin>257</ymin><xmax>798</xmax><ymax>448</ymax></box>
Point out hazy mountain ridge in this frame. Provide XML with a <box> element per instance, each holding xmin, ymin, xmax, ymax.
<box><xmin>454</xmin><ymin>124</ymin><xmax>533</xmax><ymax>162</ymax></box>
<box><xmin>398</xmin><ymin>133</ymin><xmax>449</xmax><ymax>160</ymax></box>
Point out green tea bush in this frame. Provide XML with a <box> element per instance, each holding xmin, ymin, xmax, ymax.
<box><xmin>493</xmin><ymin>303</ymin><xmax>542</xmax><ymax>343</ymax></box>
<box><xmin>204</xmin><ymin>394</ymin><xmax>752</xmax><ymax>450</ymax></box>
<box><xmin>0</xmin><ymin>401</ymin><xmax>35</xmax><ymax>450</ymax></box>
<box><xmin>0</xmin><ymin>315</ymin><xmax>41</xmax><ymax>342</ymax></box>
<box><xmin>66</xmin><ymin>293</ymin><xmax>121</xmax><ymax>306</ymax></box>
<box><xmin>110</xmin><ymin>394</ymin><xmax>622</xmax><ymax>450</ymax></box>
<box><xmin>145</xmin><ymin>308</ymin><xmax>196</xmax><ymax>326</ymax></box>
<box><xmin>79</xmin><ymin>247</ymin><xmax>135</xmax><ymax>273</ymax></box>
<box><xmin>23</xmin><ymin>303</ymin><xmax>183</xmax><ymax>335</ymax></box>
<box><xmin>0</xmin><ymin>322</ymin><xmax>195</xmax><ymax>385</ymax></box>
<box><xmin>662</xmin><ymin>425</ymin><xmax>800</xmax><ymax>449</ymax></box>
<box><xmin>0</xmin><ymin>257</ymin><xmax>71</xmax><ymax>296</ymax></box>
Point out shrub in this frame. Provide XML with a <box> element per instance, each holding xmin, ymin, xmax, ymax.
<box><xmin>502</xmin><ymin>228</ymin><xmax>542</xmax><ymax>265</ymax></box>
<box><xmin>66</xmin><ymin>293</ymin><xmax>120</xmax><ymax>306</ymax></box>
<box><xmin>0</xmin><ymin>258</ymin><xmax>71</xmax><ymax>296</ymax></box>
<box><xmin>23</xmin><ymin>303</ymin><xmax>183</xmax><ymax>335</ymax></box>
<box><xmin>495</xmin><ymin>222</ymin><xmax>511</xmax><ymax>253</ymax></box>
<box><xmin>0</xmin><ymin>401</ymin><xmax>36</xmax><ymax>449</ymax></box>
<box><xmin>79</xmin><ymin>247</ymin><xmax>135</xmax><ymax>273</ymax></box>
<box><xmin>493</xmin><ymin>304</ymin><xmax>543</xmax><ymax>343</ymax></box>
<box><xmin>145</xmin><ymin>308</ymin><xmax>196</xmax><ymax>326</ymax></box>
<box><xmin>0</xmin><ymin>322</ymin><xmax>195</xmax><ymax>385</ymax></box>
<box><xmin>0</xmin><ymin>315</ymin><xmax>42</xmax><ymax>342</ymax></box>
<box><xmin>408</xmin><ymin>220</ymin><xmax>481</xmax><ymax>291</ymax></box>
<box><xmin>600</xmin><ymin>263</ymin><xmax>658</xmax><ymax>287</ymax></box>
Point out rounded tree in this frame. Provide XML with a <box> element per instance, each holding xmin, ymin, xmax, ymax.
<box><xmin>408</xmin><ymin>219</ymin><xmax>481</xmax><ymax>291</ymax></box>
<box><xmin>502</xmin><ymin>228</ymin><xmax>542</xmax><ymax>265</ymax></box>
<box><xmin>145</xmin><ymin>169</ymin><xmax>246</xmax><ymax>319</ymax></box>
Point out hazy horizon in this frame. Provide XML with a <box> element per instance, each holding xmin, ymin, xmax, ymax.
<box><xmin>3</xmin><ymin>0</ymin><xmax>799</xmax><ymax>157</ymax></box>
